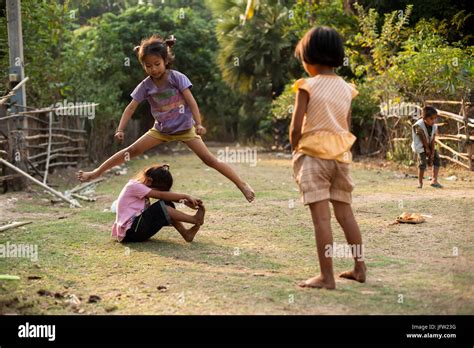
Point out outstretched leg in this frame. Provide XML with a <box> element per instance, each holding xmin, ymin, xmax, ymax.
<box><xmin>184</xmin><ymin>138</ymin><xmax>255</xmax><ymax>202</ymax></box>
<box><xmin>77</xmin><ymin>133</ymin><xmax>162</xmax><ymax>182</ymax></box>
<box><xmin>332</xmin><ymin>200</ymin><xmax>366</xmax><ymax>283</ymax></box>
<box><xmin>299</xmin><ymin>200</ymin><xmax>336</xmax><ymax>290</ymax></box>
<box><xmin>166</xmin><ymin>204</ymin><xmax>205</xmax><ymax>226</ymax></box>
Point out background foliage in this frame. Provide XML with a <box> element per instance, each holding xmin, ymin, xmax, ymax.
<box><xmin>1</xmin><ymin>0</ymin><xmax>472</xmax><ymax>157</ymax></box>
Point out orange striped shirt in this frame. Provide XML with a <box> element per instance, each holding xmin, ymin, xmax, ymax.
<box><xmin>293</xmin><ymin>75</ymin><xmax>359</xmax><ymax>163</ymax></box>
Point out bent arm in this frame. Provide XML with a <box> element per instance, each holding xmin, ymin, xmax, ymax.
<box><xmin>146</xmin><ymin>190</ymin><xmax>188</xmax><ymax>202</ymax></box>
<box><xmin>431</xmin><ymin>128</ymin><xmax>436</xmax><ymax>148</ymax></box>
<box><xmin>430</xmin><ymin>130</ymin><xmax>436</xmax><ymax>157</ymax></box>
<box><xmin>117</xmin><ymin>100</ymin><xmax>139</xmax><ymax>131</ymax></box>
<box><xmin>415</xmin><ymin>125</ymin><xmax>430</xmax><ymax>154</ymax></box>
<box><xmin>182</xmin><ymin>89</ymin><xmax>202</xmax><ymax>126</ymax></box>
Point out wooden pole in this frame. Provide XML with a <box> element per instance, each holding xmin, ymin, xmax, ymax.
<box><xmin>68</xmin><ymin>177</ymin><xmax>106</xmax><ymax>194</ymax></box>
<box><xmin>435</xmin><ymin>139</ymin><xmax>469</xmax><ymax>161</ymax></box>
<box><xmin>43</xmin><ymin>112</ymin><xmax>53</xmax><ymax>184</ymax></box>
<box><xmin>0</xmin><ymin>221</ymin><xmax>32</xmax><ymax>232</ymax></box>
<box><xmin>0</xmin><ymin>77</ymin><xmax>29</xmax><ymax>106</ymax></box>
<box><xmin>8</xmin><ymin>130</ymin><xmax>27</xmax><ymax>190</ymax></box>
<box><xmin>6</xmin><ymin>0</ymin><xmax>27</xmax><ymax>118</ymax></box>
<box><xmin>460</xmin><ymin>100</ymin><xmax>473</xmax><ymax>171</ymax></box>
<box><xmin>0</xmin><ymin>158</ymin><xmax>81</xmax><ymax>207</ymax></box>
<box><xmin>469</xmin><ymin>143</ymin><xmax>474</xmax><ymax>171</ymax></box>
<box><xmin>426</xmin><ymin>100</ymin><xmax>473</xmax><ymax>105</ymax></box>
<box><xmin>4</xmin><ymin>103</ymin><xmax>99</xmax><ymax>117</ymax></box>
<box><xmin>439</xmin><ymin>154</ymin><xmax>470</xmax><ymax>169</ymax></box>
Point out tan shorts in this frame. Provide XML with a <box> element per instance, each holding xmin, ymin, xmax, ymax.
<box><xmin>293</xmin><ymin>154</ymin><xmax>354</xmax><ymax>205</ymax></box>
<box><xmin>146</xmin><ymin>126</ymin><xmax>201</xmax><ymax>143</ymax></box>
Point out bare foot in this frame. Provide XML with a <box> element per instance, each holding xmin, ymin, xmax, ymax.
<box><xmin>184</xmin><ymin>225</ymin><xmax>200</xmax><ymax>243</ymax></box>
<box><xmin>298</xmin><ymin>276</ymin><xmax>336</xmax><ymax>290</ymax></box>
<box><xmin>76</xmin><ymin>169</ymin><xmax>100</xmax><ymax>182</ymax></box>
<box><xmin>194</xmin><ymin>204</ymin><xmax>205</xmax><ymax>225</ymax></box>
<box><xmin>339</xmin><ymin>264</ymin><xmax>367</xmax><ymax>283</ymax></box>
<box><xmin>239</xmin><ymin>182</ymin><xmax>255</xmax><ymax>203</ymax></box>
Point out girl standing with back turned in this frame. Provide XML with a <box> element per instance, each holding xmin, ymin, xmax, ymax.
<box><xmin>290</xmin><ymin>27</ymin><xmax>366</xmax><ymax>289</ymax></box>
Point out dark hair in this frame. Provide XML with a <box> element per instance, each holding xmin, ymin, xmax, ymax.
<box><xmin>134</xmin><ymin>164</ymin><xmax>173</xmax><ymax>191</ymax></box>
<box><xmin>422</xmin><ymin>106</ymin><xmax>438</xmax><ymax>118</ymax></box>
<box><xmin>134</xmin><ymin>34</ymin><xmax>176</xmax><ymax>69</ymax></box>
<box><xmin>295</xmin><ymin>26</ymin><xmax>345</xmax><ymax>67</ymax></box>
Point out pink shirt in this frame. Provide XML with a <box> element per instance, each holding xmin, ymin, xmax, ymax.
<box><xmin>111</xmin><ymin>180</ymin><xmax>152</xmax><ymax>241</ymax></box>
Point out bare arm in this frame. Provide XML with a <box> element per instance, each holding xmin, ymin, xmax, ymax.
<box><xmin>430</xmin><ymin>129</ymin><xmax>436</xmax><ymax>153</ymax></box>
<box><xmin>429</xmin><ymin>128</ymin><xmax>436</xmax><ymax>163</ymax></box>
<box><xmin>415</xmin><ymin>125</ymin><xmax>431</xmax><ymax>155</ymax></box>
<box><xmin>289</xmin><ymin>90</ymin><xmax>309</xmax><ymax>152</ymax></box>
<box><xmin>117</xmin><ymin>99</ymin><xmax>139</xmax><ymax>131</ymax></box>
<box><xmin>182</xmin><ymin>89</ymin><xmax>203</xmax><ymax>127</ymax></box>
<box><xmin>347</xmin><ymin>108</ymin><xmax>352</xmax><ymax>131</ymax></box>
<box><xmin>146</xmin><ymin>190</ymin><xmax>188</xmax><ymax>202</ymax></box>
<box><xmin>115</xmin><ymin>100</ymin><xmax>139</xmax><ymax>142</ymax></box>
<box><xmin>146</xmin><ymin>190</ymin><xmax>202</xmax><ymax>207</ymax></box>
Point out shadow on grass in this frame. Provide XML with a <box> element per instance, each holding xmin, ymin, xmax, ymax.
<box><xmin>124</xmin><ymin>238</ymin><xmax>284</xmax><ymax>271</ymax></box>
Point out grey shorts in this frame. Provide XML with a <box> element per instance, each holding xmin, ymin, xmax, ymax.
<box><xmin>418</xmin><ymin>150</ymin><xmax>440</xmax><ymax>170</ymax></box>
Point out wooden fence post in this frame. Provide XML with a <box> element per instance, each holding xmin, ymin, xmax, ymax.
<box><xmin>7</xmin><ymin>130</ymin><xmax>28</xmax><ymax>190</ymax></box>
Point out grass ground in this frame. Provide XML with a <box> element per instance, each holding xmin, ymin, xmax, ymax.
<box><xmin>1</xmin><ymin>145</ymin><xmax>473</xmax><ymax>314</ymax></box>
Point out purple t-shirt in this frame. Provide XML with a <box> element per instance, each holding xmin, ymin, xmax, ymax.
<box><xmin>131</xmin><ymin>70</ymin><xmax>194</xmax><ymax>134</ymax></box>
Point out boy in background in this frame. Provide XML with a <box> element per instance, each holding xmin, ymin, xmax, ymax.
<box><xmin>412</xmin><ymin>106</ymin><xmax>442</xmax><ymax>189</ymax></box>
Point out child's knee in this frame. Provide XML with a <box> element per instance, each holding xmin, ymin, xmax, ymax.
<box><xmin>165</xmin><ymin>205</ymin><xmax>176</xmax><ymax>219</ymax></box>
<box><xmin>417</xmin><ymin>153</ymin><xmax>427</xmax><ymax>170</ymax></box>
<box><xmin>125</xmin><ymin>144</ymin><xmax>142</xmax><ymax>157</ymax></box>
<box><xmin>418</xmin><ymin>162</ymin><xmax>427</xmax><ymax>170</ymax></box>
<box><xmin>313</xmin><ymin>211</ymin><xmax>331</xmax><ymax>226</ymax></box>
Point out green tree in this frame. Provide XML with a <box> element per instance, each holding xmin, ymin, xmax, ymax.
<box><xmin>355</xmin><ymin>0</ymin><xmax>473</xmax><ymax>44</ymax></box>
<box><xmin>0</xmin><ymin>0</ymin><xmax>81</xmax><ymax>106</ymax></box>
<box><xmin>67</xmin><ymin>4</ymin><xmax>242</xmax><ymax>156</ymax></box>
<box><xmin>348</xmin><ymin>3</ymin><xmax>413</xmax><ymax>79</ymax></box>
<box><xmin>207</xmin><ymin>0</ymin><xmax>294</xmax><ymax>142</ymax></box>
<box><xmin>387</xmin><ymin>19</ymin><xmax>473</xmax><ymax>102</ymax></box>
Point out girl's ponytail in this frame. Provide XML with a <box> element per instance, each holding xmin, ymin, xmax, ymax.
<box><xmin>165</xmin><ymin>35</ymin><xmax>176</xmax><ymax>47</ymax></box>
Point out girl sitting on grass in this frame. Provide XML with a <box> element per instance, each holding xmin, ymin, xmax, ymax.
<box><xmin>113</xmin><ymin>163</ymin><xmax>205</xmax><ymax>243</ymax></box>
<box><xmin>290</xmin><ymin>26</ymin><xmax>366</xmax><ymax>289</ymax></box>
<box><xmin>77</xmin><ymin>34</ymin><xmax>255</xmax><ymax>203</ymax></box>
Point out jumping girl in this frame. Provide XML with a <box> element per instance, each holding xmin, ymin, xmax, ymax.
<box><xmin>77</xmin><ymin>34</ymin><xmax>255</xmax><ymax>203</ymax></box>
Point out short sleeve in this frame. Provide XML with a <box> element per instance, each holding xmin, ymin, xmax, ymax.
<box><xmin>171</xmin><ymin>70</ymin><xmax>193</xmax><ymax>92</ymax></box>
<box><xmin>414</xmin><ymin>124</ymin><xmax>423</xmax><ymax>135</ymax></box>
<box><xmin>348</xmin><ymin>83</ymin><xmax>359</xmax><ymax>99</ymax></box>
<box><xmin>130</xmin><ymin>81</ymin><xmax>147</xmax><ymax>102</ymax></box>
<box><xmin>292</xmin><ymin>78</ymin><xmax>310</xmax><ymax>94</ymax></box>
<box><xmin>129</xmin><ymin>181</ymin><xmax>152</xmax><ymax>199</ymax></box>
